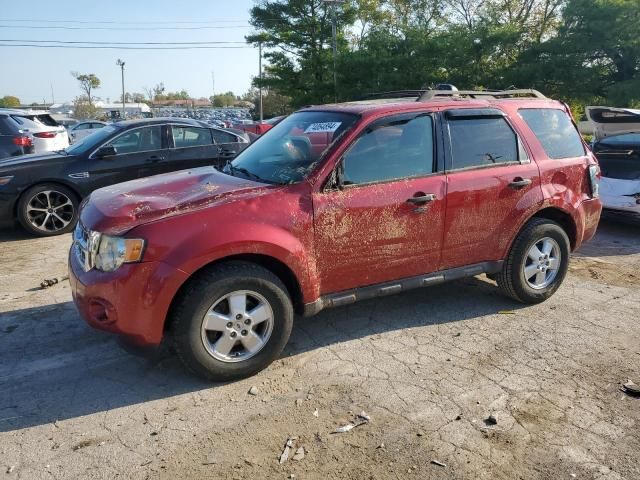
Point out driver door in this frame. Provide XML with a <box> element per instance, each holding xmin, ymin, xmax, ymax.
<box><xmin>86</xmin><ymin>125</ymin><xmax>167</xmax><ymax>191</ymax></box>
<box><xmin>312</xmin><ymin>113</ymin><xmax>446</xmax><ymax>294</ymax></box>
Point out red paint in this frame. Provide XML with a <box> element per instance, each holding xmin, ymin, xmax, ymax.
<box><xmin>71</xmin><ymin>98</ymin><xmax>603</xmax><ymax>346</ymax></box>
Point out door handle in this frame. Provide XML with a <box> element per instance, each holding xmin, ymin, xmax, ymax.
<box><xmin>406</xmin><ymin>194</ymin><xmax>437</xmax><ymax>205</ymax></box>
<box><xmin>508</xmin><ymin>178</ymin><xmax>532</xmax><ymax>189</ymax></box>
<box><xmin>147</xmin><ymin>155</ymin><xmax>165</xmax><ymax>163</ymax></box>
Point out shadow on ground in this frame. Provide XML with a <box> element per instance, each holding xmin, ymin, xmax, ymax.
<box><xmin>0</xmin><ymin>276</ymin><xmax>522</xmax><ymax>433</ymax></box>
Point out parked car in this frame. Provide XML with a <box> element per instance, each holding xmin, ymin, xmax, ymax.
<box><xmin>69</xmin><ymin>90</ymin><xmax>602</xmax><ymax>381</ymax></box>
<box><xmin>0</xmin><ymin>109</ymin><xmax>69</xmax><ymax>155</ymax></box>
<box><xmin>586</xmin><ymin>106</ymin><xmax>640</xmax><ymax>218</ymax></box>
<box><xmin>0</xmin><ymin>112</ymin><xmax>36</xmax><ymax>159</ymax></box>
<box><xmin>233</xmin><ymin>116</ymin><xmax>285</xmax><ymax>136</ymax></box>
<box><xmin>0</xmin><ymin>117</ymin><xmax>249</xmax><ymax>236</ymax></box>
<box><xmin>68</xmin><ymin>121</ymin><xmax>107</xmax><ymax>144</ymax></box>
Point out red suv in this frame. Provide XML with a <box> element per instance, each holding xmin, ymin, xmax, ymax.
<box><xmin>69</xmin><ymin>90</ymin><xmax>602</xmax><ymax>380</ymax></box>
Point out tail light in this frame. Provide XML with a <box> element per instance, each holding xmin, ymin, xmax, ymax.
<box><xmin>33</xmin><ymin>131</ymin><xmax>57</xmax><ymax>138</ymax></box>
<box><xmin>13</xmin><ymin>136</ymin><xmax>32</xmax><ymax>147</ymax></box>
<box><xmin>588</xmin><ymin>164</ymin><xmax>600</xmax><ymax>198</ymax></box>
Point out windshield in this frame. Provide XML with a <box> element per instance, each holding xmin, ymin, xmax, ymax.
<box><xmin>225</xmin><ymin>111</ymin><xmax>359</xmax><ymax>184</ymax></box>
<box><xmin>65</xmin><ymin>125</ymin><xmax>120</xmax><ymax>154</ymax></box>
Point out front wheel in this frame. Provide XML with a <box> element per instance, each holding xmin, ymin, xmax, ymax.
<box><xmin>497</xmin><ymin>218</ymin><xmax>570</xmax><ymax>304</ymax></box>
<box><xmin>17</xmin><ymin>183</ymin><xmax>79</xmax><ymax>236</ymax></box>
<box><xmin>171</xmin><ymin>262</ymin><xmax>294</xmax><ymax>381</ymax></box>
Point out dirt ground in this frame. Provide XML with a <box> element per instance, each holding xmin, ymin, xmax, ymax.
<box><xmin>0</xmin><ymin>218</ymin><xmax>639</xmax><ymax>480</ymax></box>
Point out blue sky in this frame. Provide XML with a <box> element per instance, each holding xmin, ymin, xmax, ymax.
<box><xmin>0</xmin><ymin>0</ymin><xmax>259</xmax><ymax>104</ymax></box>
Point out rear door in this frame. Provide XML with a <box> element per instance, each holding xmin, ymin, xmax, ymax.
<box><xmin>313</xmin><ymin>112</ymin><xmax>447</xmax><ymax>294</ymax></box>
<box><xmin>166</xmin><ymin>125</ymin><xmax>223</xmax><ymax>172</ymax></box>
<box><xmin>86</xmin><ymin>125</ymin><xmax>167</xmax><ymax>190</ymax></box>
<box><xmin>440</xmin><ymin>108</ymin><xmax>543</xmax><ymax>269</ymax></box>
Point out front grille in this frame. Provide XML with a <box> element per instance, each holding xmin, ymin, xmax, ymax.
<box><xmin>73</xmin><ymin>222</ymin><xmax>100</xmax><ymax>272</ymax></box>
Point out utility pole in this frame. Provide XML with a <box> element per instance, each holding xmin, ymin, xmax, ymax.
<box><xmin>258</xmin><ymin>42</ymin><xmax>263</xmax><ymax>122</ymax></box>
<box><xmin>116</xmin><ymin>59</ymin><xmax>126</xmax><ymax>118</ymax></box>
<box><xmin>50</xmin><ymin>82</ymin><xmax>55</xmax><ymax>104</ymax></box>
<box><xmin>322</xmin><ymin>0</ymin><xmax>343</xmax><ymax>102</ymax></box>
<box><xmin>211</xmin><ymin>71</ymin><xmax>215</xmax><ymax>100</ymax></box>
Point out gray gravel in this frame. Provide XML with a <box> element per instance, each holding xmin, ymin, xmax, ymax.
<box><xmin>0</xmin><ymin>219</ymin><xmax>639</xmax><ymax>479</ymax></box>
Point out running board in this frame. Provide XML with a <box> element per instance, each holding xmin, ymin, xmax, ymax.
<box><xmin>303</xmin><ymin>261</ymin><xmax>503</xmax><ymax>316</ymax></box>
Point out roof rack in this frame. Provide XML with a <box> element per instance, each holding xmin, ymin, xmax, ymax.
<box><xmin>418</xmin><ymin>89</ymin><xmax>547</xmax><ymax>101</ymax></box>
<box><xmin>360</xmin><ymin>90</ymin><xmax>430</xmax><ymax>100</ymax></box>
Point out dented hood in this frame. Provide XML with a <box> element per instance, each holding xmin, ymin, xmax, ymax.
<box><xmin>586</xmin><ymin>106</ymin><xmax>640</xmax><ymax>140</ymax></box>
<box><xmin>80</xmin><ymin>167</ymin><xmax>268</xmax><ymax>235</ymax></box>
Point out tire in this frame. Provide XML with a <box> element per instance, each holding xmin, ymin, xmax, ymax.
<box><xmin>17</xmin><ymin>183</ymin><xmax>79</xmax><ymax>237</ymax></box>
<box><xmin>171</xmin><ymin>261</ymin><xmax>294</xmax><ymax>381</ymax></box>
<box><xmin>497</xmin><ymin>218</ymin><xmax>570</xmax><ymax>304</ymax></box>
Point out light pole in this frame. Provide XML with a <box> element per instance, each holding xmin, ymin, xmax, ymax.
<box><xmin>322</xmin><ymin>0</ymin><xmax>344</xmax><ymax>102</ymax></box>
<box><xmin>116</xmin><ymin>59</ymin><xmax>126</xmax><ymax>118</ymax></box>
<box><xmin>258</xmin><ymin>42</ymin><xmax>263</xmax><ymax>122</ymax></box>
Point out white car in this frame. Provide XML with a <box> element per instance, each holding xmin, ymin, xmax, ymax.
<box><xmin>0</xmin><ymin>109</ymin><xmax>70</xmax><ymax>153</ymax></box>
<box><xmin>587</xmin><ymin>106</ymin><xmax>640</xmax><ymax>218</ymax></box>
<box><xmin>68</xmin><ymin>121</ymin><xmax>107</xmax><ymax>143</ymax></box>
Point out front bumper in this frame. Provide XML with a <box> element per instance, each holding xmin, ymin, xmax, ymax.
<box><xmin>69</xmin><ymin>247</ymin><xmax>189</xmax><ymax>346</ymax></box>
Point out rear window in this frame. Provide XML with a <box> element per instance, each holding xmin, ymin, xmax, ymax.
<box><xmin>212</xmin><ymin>129</ymin><xmax>236</xmax><ymax>144</ymax></box>
<box><xmin>10</xmin><ymin>115</ymin><xmax>41</xmax><ymax>130</ymax></box>
<box><xmin>519</xmin><ymin>109</ymin><xmax>585</xmax><ymax>159</ymax></box>
<box><xmin>448</xmin><ymin>117</ymin><xmax>520</xmax><ymax>169</ymax></box>
<box><xmin>0</xmin><ymin>117</ymin><xmax>15</xmax><ymax>135</ymax></box>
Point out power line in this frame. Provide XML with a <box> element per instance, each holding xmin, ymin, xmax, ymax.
<box><xmin>1</xmin><ymin>18</ymin><xmax>254</xmax><ymax>25</ymax></box>
<box><xmin>0</xmin><ymin>43</ymin><xmax>253</xmax><ymax>50</ymax></box>
<box><xmin>0</xmin><ymin>24</ymin><xmax>251</xmax><ymax>31</ymax></box>
<box><xmin>0</xmin><ymin>39</ymin><xmax>247</xmax><ymax>45</ymax></box>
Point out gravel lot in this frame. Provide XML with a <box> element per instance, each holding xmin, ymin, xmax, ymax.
<box><xmin>1</xmin><ymin>218</ymin><xmax>639</xmax><ymax>480</ymax></box>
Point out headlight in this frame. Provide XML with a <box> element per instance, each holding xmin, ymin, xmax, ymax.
<box><xmin>0</xmin><ymin>176</ymin><xmax>14</xmax><ymax>186</ymax></box>
<box><xmin>94</xmin><ymin>235</ymin><xmax>145</xmax><ymax>272</ymax></box>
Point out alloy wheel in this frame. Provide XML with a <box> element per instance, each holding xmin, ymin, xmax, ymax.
<box><xmin>523</xmin><ymin>237</ymin><xmax>561</xmax><ymax>289</ymax></box>
<box><xmin>26</xmin><ymin>190</ymin><xmax>75</xmax><ymax>233</ymax></box>
<box><xmin>200</xmin><ymin>290</ymin><xmax>274</xmax><ymax>363</ymax></box>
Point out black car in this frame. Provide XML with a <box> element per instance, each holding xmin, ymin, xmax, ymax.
<box><xmin>0</xmin><ymin>112</ymin><xmax>36</xmax><ymax>159</ymax></box>
<box><xmin>0</xmin><ymin>117</ymin><xmax>249</xmax><ymax>236</ymax></box>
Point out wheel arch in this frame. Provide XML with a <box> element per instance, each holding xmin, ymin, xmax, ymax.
<box><xmin>531</xmin><ymin>207</ymin><xmax>577</xmax><ymax>250</ymax></box>
<box><xmin>164</xmin><ymin>253</ymin><xmax>304</xmax><ymax>333</ymax></box>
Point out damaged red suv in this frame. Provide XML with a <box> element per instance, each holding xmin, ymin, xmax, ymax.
<box><xmin>69</xmin><ymin>90</ymin><xmax>602</xmax><ymax>380</ymax></box>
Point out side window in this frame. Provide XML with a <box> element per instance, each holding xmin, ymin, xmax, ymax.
<box><xmin>342</xmin><ymin>115</ymin><xmax>434</xmax><ymax>185</ymax></box>
<box><xmin>211</xmin><ymin>129</ymin><xmax>236</xmax><ymax>144</ymax></box>
<box><xmin>448</xmin><ymin>117</ymin><xmax>519</xmax><ymax>169</ymax></box>
<box><xmin>172</xmin><ymin>126</ymin><xmax>213</xmax><ymax>148</ymax></box>
<box><xmin>519</xmin><ymin>108</ymin><xmax>585</xmax><ymax>159</ymax></box>
<box><xmin>76</xmin><ymin>123</ymin><xmax>91</xmax><ymax>130</ymax></box>
<box><xmin>106</xmin><ymin>126</ymin><xmax>163</xmax><ymax>154</ymax></box>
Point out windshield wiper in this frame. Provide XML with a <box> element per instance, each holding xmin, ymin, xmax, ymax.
<box><xmin>226</xmin><ymin>163</ymin><xmax>276</xmax><ymax>184</ymax></box>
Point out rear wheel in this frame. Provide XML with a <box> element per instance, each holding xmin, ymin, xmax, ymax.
<box><xmin>497</xmin><ymin>218</ymin><xmax>570</xmax><ymax>304</ymax></box>
<box><xmin>171</xmin><ymin>262</ymin><xmax>294</xmax><ymax>381</ymax></box>
<box><xmin>17</xmin><ymin>183</ymin><xmax>79</xmax><ymax>236</ymax></box>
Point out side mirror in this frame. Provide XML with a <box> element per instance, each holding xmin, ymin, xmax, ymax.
<box><xmin>96</xmin><ymin>145</ymin><xmax>117</xmax><ymax>158</ymax></box>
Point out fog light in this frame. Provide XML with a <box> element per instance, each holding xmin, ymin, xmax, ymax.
<box><xmin>88</xmin><ymin>298</ymin><xmax>117</xmax><ymax>325</ymax></box>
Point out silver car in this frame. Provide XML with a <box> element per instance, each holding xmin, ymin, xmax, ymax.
<box><xmin>68</xmin><ymin>121</ymin><xmax>107</xmax><ymax>144</ymax></box>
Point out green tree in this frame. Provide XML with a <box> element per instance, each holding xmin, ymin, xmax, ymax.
<box><xmin>211</xmin><ymin>91</ymin><xmax>237</xmax><ymax>107</ymax></box>
<box><xmin>71</xmin><ymin>73</ymin><xmax>100</xmax><ymax>105</ymax></box>
<box><xmin>242</xmin><ymin>85</ymin><xmax>292</xmax><ymax>118</ymax></box>
<box><xmin>73</xmin><ymin>96</ymin><xmax>101</xmax><ymax>120</ymax></box>
<box><xmin>247</xmin><ymin>0</ymin><xmax>357</xmax><ymax>105</ymax></box>
<box><xmin>0</xmin><ymin>95</ymin><xmax>20</xmax><ymax>107</ymax></box>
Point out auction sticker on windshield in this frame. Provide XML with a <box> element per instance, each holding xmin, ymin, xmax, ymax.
<box><xmin>304</xmin><ymin>122</ymin><xmax>342</xmax><ymax>134</ymax></box>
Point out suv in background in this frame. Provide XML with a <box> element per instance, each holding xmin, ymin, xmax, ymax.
<box><xmin>69</xmin><ymin>89</ymin><xmax>602</xmax><ymax>381</ymax></box>
<box><xmin>0</xmin><ymin>109</ymin><xmax>69</xmax><ymax>156</ymax></box>
<box><xmin>0</xmin><ymin>112</ymin><xmax>36</xmax><ymax>159</ymax></box>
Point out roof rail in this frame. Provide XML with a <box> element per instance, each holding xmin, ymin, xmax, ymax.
<box><xmin>418</xmin><ymin>89</ymin><xmax>547</xmax><ymax>101</ymax></box>
<box><xmin>360</xmin><ymin>90</ymin><xmax>429</xmax><ymax>100</ymax></box>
